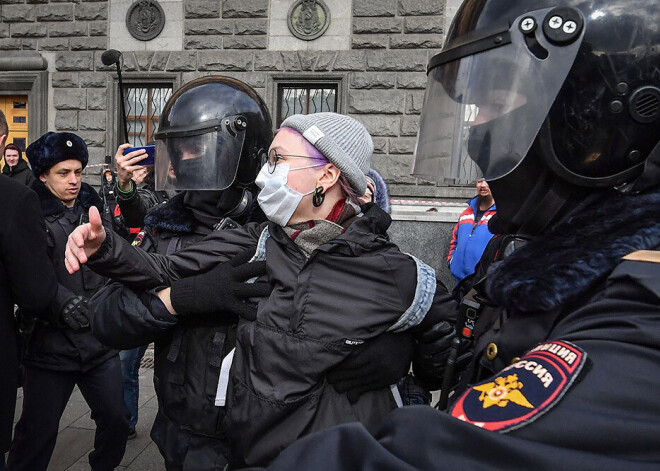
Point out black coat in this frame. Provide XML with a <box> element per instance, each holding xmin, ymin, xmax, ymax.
<box><xmin>247</xmin><ymin>188</ymin><xmax>660</xmax><ymax>471</ymax></box>
<box><xmin>0</xmin><ymin>176</ymin><xmax>58</xmax><ymax>451</ymax></box>
<box><xmin>22</xmin><ymin>180</ymin><xmax>116</xmax><ymax>372</ymax></box>
<box><xmin>87</xmin><ymin>203</ymin><xmax>440</xmax><ymax>467</ymax></box>
<box><xmin>2</xmin><ymin>159</ymin><xmax>35</xmax><ymax>187</ymax></box>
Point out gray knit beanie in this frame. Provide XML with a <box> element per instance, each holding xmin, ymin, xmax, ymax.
<box><xmin>280</xmin><ymin>112</ymin><xmax>373</xmax><ymax>194</ymax></box>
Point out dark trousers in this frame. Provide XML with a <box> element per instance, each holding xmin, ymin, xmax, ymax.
<box><xmin>119</xmin><ymin>345</ymin><xmax>148</xmax><ymax>430</ymax></box>
<box><xmin>7</xmin><ymin>355</ymin><xmax>129</xmax><ymax>471</ymax></box>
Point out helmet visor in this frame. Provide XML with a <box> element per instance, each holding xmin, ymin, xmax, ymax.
<box><xmin>154</xmin><ymin>115</ymin><xmax>247</xmax><ymax>190</ymax></box>
<box><xmin>412</xmin><ymin>7</ymin><xmax>584</xmax><ymax>183</ymax></box>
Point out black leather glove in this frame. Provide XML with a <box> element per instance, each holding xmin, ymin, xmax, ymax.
<box><xmin>412</xmin><ymin>321</ymin><xmax>473</xmax><ymax>391</ymax></box>
<box><xmin>327</xmin><ymin>332</ymin><xmax>414</xmax><ymax>403</ymax></box>
<box><xmin>59</xmin><ymin>296</ymin><xmax>90</xmax><ymax>331</ymax></box>
<box><xmin>170</xmin><ymin>247</ymin><xmax>271</xmax><ymax>320</ymax></box>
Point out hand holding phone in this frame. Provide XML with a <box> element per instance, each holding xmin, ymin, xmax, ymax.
<box><xmin>122</xmin><ymin>145</ymin><xmax>155</xmax><ymax>166</ymax></box>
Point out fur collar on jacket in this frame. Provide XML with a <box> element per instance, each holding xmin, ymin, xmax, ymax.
<box><xmin>30</xmin><ymin>179</ymin><xmax>103</xmax><ymax>217</ymax></box>
<box><xmin>487</xmin><ymin>187</ymin><xmax>660</xmax><ymax>314</ymax></box>
<box><xmin>143</xmin><ymin>192</ymin><xmax>197</xmax><ymax>234</ymax></box>
<box><xmin>144</xmin><ymin>192</ymin><xmax>268</xmax><ymax>234</ymax></box>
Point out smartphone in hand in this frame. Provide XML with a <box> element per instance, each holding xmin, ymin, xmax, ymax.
<box><xmin>122</xmin><ymin>145</ymin><xmax>155</xmax><ymax>165</ymax></box>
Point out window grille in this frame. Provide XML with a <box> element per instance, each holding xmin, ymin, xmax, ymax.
<box><xmin>125</xmin><ymin>86</ymin><xmax>172</xmax><ymax>146</ymax></box>
<box><xmin>276</xmin><ymin>84</ymin><xmax>337</xmax><ymax>127</ymax></box>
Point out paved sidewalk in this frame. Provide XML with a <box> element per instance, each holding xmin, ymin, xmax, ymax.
<box><xmin>11</xmin><ymin>367</ymin><xmax>166</xmax><ymax>471</ymax></box>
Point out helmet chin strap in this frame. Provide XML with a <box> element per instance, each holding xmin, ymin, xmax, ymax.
<box><xmin>490</xmin><ymin>150</ymin><xmax>590</xmax><ymax>237</ymax></box>
<box><xmin>222</xmin><ymin>186</ymin><xmax>253</xmax><ymax>220</ymax></box>
<box><xmin>515</xmin><ymin>177</ymin><xmax>577</xmax><ymax>236</ymax></box>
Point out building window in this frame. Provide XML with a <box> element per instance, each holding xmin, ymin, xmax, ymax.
<box><xmin>276</xmin><ymin>84</ymin><xmax>337</xmax><ymax>127</ymax></box>
<box><xmin>125</xmin><ymin>85</ymin><xmax>173</xmax><ymax>146</ymax></box>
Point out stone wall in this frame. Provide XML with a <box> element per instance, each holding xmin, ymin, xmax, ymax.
<box><xmin>0</xmin><ymin>0</ymin><xmax>449</xmax><ymax>193</ymax></box>
<box><xmin>1</xmin><ymin>1</ymin><xmax>110</xmax><ymax>167</ymax></box>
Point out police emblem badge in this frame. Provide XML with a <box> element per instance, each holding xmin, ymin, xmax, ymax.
<box><xmin>450</xmin><ymin>341</ymin><xmax>587</xmax><ymax>432</ymax></box>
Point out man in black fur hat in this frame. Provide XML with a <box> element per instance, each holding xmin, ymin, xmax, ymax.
<box><xmin>7</xmin><ymin>132</ymin><xmax>129</xmax><ymax>471</ymax></box>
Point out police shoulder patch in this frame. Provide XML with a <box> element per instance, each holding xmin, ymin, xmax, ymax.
<box><xmin>450</xmin><ymin>340</ymin><xmax>587</xmax><ymax>433</ymax></box>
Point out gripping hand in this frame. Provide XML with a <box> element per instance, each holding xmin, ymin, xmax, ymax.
<box><xmin>170</xmin><ymin>247</ymin><xmax>271</xmax><ymax>320</ymax></box>
<box><xmin>59</xmin><ymin>296</ymin><xmax>90</xmax><ymax>331</ymax></box>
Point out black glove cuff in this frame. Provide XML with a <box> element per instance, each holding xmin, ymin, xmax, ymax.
<box><xmin>170</xmin><ymin>277</ymin><xmax>198</xmax><ymax>316</ymax></box>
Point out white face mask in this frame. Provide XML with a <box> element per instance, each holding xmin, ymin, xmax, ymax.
<box><xmin>255</xmin><ymin>162</ymin><xmax>320</xmax><ymax>226</ymax></box>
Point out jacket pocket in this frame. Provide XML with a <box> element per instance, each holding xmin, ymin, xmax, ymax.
<box><xmin>227</xmin><ymin>378</ymin><xmax>326</xmax><ymax>468</ymax></box>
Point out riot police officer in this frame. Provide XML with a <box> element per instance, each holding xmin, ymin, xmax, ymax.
<box><xmin>86</xmin><ymin>76</ymin><xmax>273</xmax><ymax>470</ymax></box>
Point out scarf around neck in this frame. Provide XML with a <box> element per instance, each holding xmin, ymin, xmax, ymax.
<box><xmin>282</xmin><ymin>199</ymin><xmax>358</xmax><ymax>258</ymax></box>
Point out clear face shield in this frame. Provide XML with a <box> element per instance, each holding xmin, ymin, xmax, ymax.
<box><xmin>412</xmin><ymin>7</ymin><xmax>585</xmax><ymax>184</ymax></box>
<box><xmin>153</xmin><ymin>115</ymin><xmax>247</xmax><ymax>190</ymax></box>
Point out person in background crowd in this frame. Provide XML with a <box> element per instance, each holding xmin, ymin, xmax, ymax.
<box><xmin>7</xmin><ymin>132</ymin><xmax>129</xmax><ymax>471</ymax></box>
<box><xmin>64</xmin><ymin>111</ymin><xmax>449</xmax><ymax>468</ymax></box>
<box><xmin>0</xmin><ymin>111</ymin><xmax>59</xmax><ymax>471</ymax></box>
<box><xmin>230</xmin><ymin>0</ymin><xmax>660</xmax><ymax>469</ymax></box>
<box><xmin>447</xmin><ymin>177</ymin><xmax>496</xmax><ymax>283</ymax></box>
<box><xmin>98</xmin><ymin>168</ymin><xmax>117</xmax><ymax>218</ymax></box>
<box><xmin>2</xmin><ymin>143</ymin><xmax>34</xmax><ymax>187</ymax></box>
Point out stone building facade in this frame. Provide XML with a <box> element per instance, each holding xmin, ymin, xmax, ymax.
<box><xmin>0</xmin><ymin>0</ymin><xmax>471</xmax><ymax>286</ymax></box>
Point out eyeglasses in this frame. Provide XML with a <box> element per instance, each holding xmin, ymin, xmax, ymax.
<box><xmin>267</xmin><ymin>148</ymin><xmax>318</xmax><ymax>174</ymax></box>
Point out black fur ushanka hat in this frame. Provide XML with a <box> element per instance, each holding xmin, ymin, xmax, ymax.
<box><xmin>26</xmin><ymin>131</ymin><xmax>88</xmax><ymax>177</ymax></box>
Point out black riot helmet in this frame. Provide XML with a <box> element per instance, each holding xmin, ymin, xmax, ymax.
<box><xmin>412</xmin><ymin>0</ymin><xmax>660</xmax><ymax>233</ymax></box>
<box><xmin>153</xmin><ymin>76</ymin><xmax>272</xmax><ymax>191</ymax></box>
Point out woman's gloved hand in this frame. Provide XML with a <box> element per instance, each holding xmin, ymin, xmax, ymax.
<box><xmin>327</xmin><ymin>332</ymin><xmax>414</xmax><ymax>403</ymax></box>
<box><xmin>170</xmin><ymin>247</ymin><xmax>271</xmax><ymax>320</ymax></box>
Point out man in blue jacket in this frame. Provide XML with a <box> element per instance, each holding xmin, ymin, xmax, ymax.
<box><xmin>447</xmin><ymin>178</ymin><xmax>496</xmax><ymax>283</ymax></box>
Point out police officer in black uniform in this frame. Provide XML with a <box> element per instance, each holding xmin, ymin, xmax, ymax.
<box><xmin>84</xmin><ymin>76</ymin><xmax>273</xmax><ymax>470</ymax></box>
<box><xmin>237</xmin><ymin>0</ymin><xmax>660</xmax><ymax>469</ymax></box>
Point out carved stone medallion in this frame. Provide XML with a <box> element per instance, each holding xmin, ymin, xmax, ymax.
<box><xmin>126</xmin><ymin>0</ymin><xmax>166</xmax><ymax>41</ymax></box>
<box><xmin>287</xmin><ymin>0</ymin><xmax>331</xmax><ymax>41</ymax></box>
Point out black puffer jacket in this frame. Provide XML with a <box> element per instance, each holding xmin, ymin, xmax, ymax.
<box><xmin>23</xmin><ymin>180</ymin><xmax>115</xmax><ymax>372</ymax></box>
<box><xmin>2</xmin><ymin>159</ymin><xmax>35</xmax><ymax>187</ymax></box>
<box><xmin>87</xmin><ymin>203</ymin><xmax>439</xmax><ymax>467</ymax></box>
